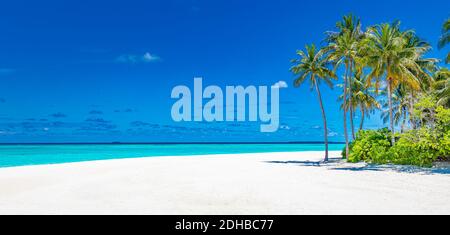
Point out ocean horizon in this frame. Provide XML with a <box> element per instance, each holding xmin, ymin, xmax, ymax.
<box><xmin>0</xmin><ymin>143</ymin><xmax>344</xmax><ymax>168</ymax></box>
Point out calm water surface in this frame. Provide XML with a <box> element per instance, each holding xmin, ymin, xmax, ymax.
<box><xmin>0</xmin><ymin>144</ymin><xmax>344</xmax><ymax>168</ymax></box>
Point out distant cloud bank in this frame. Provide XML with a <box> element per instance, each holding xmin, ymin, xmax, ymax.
<box><xmin>116</xmin><ymin>52</ymin><xmax>161</xmax><ymax>64</ymax></box>
<box><xmin>50</xmin><ymin>112</ymin><xmax>67</xmax><ymax>118</ymax></box>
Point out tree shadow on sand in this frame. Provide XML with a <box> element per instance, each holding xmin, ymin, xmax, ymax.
<box><xmin>265</xmin><ymin>158</ymin><xmax>450</xmax><ymax>175</ymax></box>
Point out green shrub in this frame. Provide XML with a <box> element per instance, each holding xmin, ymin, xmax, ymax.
<box><xmin>441</xmin><ymin>131</ymin><xmax>450</xmax><ymax>160</ymax></box>
<box><xmin>344</xmin><ymin>127</ymin><xmax>450</xmax><ymax>167</ymax></box>
<box><xmin>342</xmin><ymin>128</ymin><xmax>392</xmax><ymax>163</ymax></box>
<box><xmin>388</xmin><ymin>129</ymin><xmax>441</xmax><ymax>167</ymax></box>
<box><xmin>344</xmin><ymin>102</ymin><xmax>450</xmax><ymax>167</ymax></box>
<box><xmin>436</xmin><ymin>106</ymin><xmax>450</xmax><ymax>133</ymax></box>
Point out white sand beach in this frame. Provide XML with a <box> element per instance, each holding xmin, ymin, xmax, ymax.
<box><xmin>0</xmin><ymin>151</ymin><xmax>449</xmax><ymax>215</ymax></box>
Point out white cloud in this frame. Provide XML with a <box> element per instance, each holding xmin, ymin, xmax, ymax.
<box><xmin>116</xmin><ymin>55</ymin><xmax>138</xmax><ymax>64</ymax></box>
<box><xmin>142</xmin><ymin>53</ymin><xmax>160</xmax><ymax>62</ymax></box>
<box><xmin>0</xmin><ymin>130</ymin><xmax>16</xmax><ymax>135</ymax></box>
<box><xmin>116</xmin><ymin>52</ymin><xmax>161</xmax><ymax>64</ymax></box>
<box><xmin>273</xmin><ymin>81</ymin><xmax>288</xmax><ymax>89</ymax></box>
<box><xmin>328</xmin><ymin>132</ymin><xmax>339</xmax><ymax>137</ymax></box>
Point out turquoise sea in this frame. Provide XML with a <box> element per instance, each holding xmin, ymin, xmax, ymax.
<box><xmin>0</xmin><ymin>144</ymin><xmax>344</xmax><ymax>168</ymax></box>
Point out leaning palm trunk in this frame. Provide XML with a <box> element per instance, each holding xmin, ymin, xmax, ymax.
<box><xmin>343</xmin><ymin>62</ymin><xmax>350</xmax><ymax>159</ymax></box>
<box><xmin>350</xmin><ymin>104</ymin><xmax>356</xmax><ymax>140</ymax></box>
<box><xmin>401</xmin><ymin>110</ymin><xmax>407</xmax><ymax>133</ymax></box>
<box><xmin>387</xmin><ymin>79</ymin><xmax>395</xmax><ymax>145</ymax></box>
<box><xmin>349</xmin><ymin>60</ymin><xmax>356</xmax><ymax>140</ymax></box>
<box><xmin>314</xmin><ymin>78</ymin><xmax>329</xmax><ymax>162</ymax></box>
<box><xmin>409</xmin><ymin>93</ymin><xmax>416</xmax><ymax>130</ymax></box>
<box><xmin>359</xmin><ymin>104</ymin><xmax>365</xmax><ymax>131</ymax></box>
<box><xmin>290</xmin><ymin>44</ymin><xmax>337</xmax><ymax>162</ymax></box>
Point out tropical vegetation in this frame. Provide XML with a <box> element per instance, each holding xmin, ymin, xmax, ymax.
<box><xmin>290</xmin><ymin>44</ymin><xmax>337</xmax><ymax>161</ymax></box>
<box><xmin>438</xmin><ymin>19</ymin><xmax>450</xmax><ymax>64</ymax></box>
<box><xmin>291</xmin><ymin>14</ymin><xmax>450</xmax><ymax>166</ymax></box>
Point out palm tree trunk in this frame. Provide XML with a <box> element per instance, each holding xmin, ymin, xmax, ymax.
<box><xmin>387</xmin><ymin>78</ymin><xmax>395</xmax><ymax>145</ymax></box>
<box><xmin>314</xmin><ymin>79</ymin><xmax>329</xmax><ymax>162</ymax></box>
<box><xmin>359</xmin><ymin>104</ymin><xmax>365</xmax><ymax>131</ymax></box>
<box><xmin>349</xmin><ymin>60</ymin><xmax>356</xmax><ymax>140</ymax></box>
<box><xmin>401</xmin><ymin>110</ymin><xmax>407</xmax><ymax>133</ymax></box>
<box><xmin>350</xmin><ymin>104</ymin><xmax>355</xmax><ymax>140</ymax></box>
<box><xmin>409</xmin><ymin>93</ymin><xmax>416</xmax><ymax>130</ymax></box>
<box><xmin>343</xmin><ymin>62</ymin><xmax>350</xmax><ymax>159</ymax></box>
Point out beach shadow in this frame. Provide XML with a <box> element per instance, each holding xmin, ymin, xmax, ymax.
<box><xmin>265</xmin><ymin>159</ymin><xmax>450</xmax><ymax>175</ymax></box>
<box><xmin>265</xmin><ymin>158</ymin><xmax>342</xmax><ymax>167</ymax></box>
<box><xmin>330</xmin><ymin>164</ymin><xmax>450</xmax><ymax>175</ymax></box>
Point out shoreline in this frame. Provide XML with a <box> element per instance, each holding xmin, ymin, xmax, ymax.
<box><xmin>0</xmin><ymin>151</ymin><xmax>329</xmax><ymax>169</ymax></box>
<box><xmin>0</xmin><ymin>151</ymin><xmax>449</xmax><ymax>215</ymax></box>
<box><xmin>0</xmin><ymin>144</ymin><xmax>345</xmax><ymax>168</ymax></box>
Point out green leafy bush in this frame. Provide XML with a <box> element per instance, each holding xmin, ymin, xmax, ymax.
<box><xmin>344</xmin><ymin>98</ymin><xmax>450</xmax><ymax>167</ymax></box>
<box><xmin>441</xmin><ymin>131</ymin><xmax>450</xmax><ymax>159</ymax></box>
<box><xmin>343</xmin><ymin>127</ymin><xmax>449</xmax><ymax>167</ymax></box>
<box><xmin>388</xmin><ymin>129</ymin><xmax>442</xmax><ymax>167</ymax></box>
<box><xmin>343</xmin><ymin>128</ymin><xmax>392</xmax><ymax>163</ymax></box>
<box><xmin>436</xmin><ymin>106</ymin><xmax>450</xmax><ymax>132</ymax></box>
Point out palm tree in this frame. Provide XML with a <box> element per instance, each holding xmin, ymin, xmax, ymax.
<box><xmin>403</xmin><ymin>32</ymin><xmax>438</xmax><ymax>129</ymax></box>
<box><xmin>438</xmin><ymin>19</ymin><xmax>450</xmax><ymax>64</ymax></box>
<box><xmin>404</xmin><ymin>32</ymin><xmax>437</xmax><ymax>88</ymax></box>
<box><xmin>339</xmin><ymin>71</ymin><xmax>381</xmax><ymax>131</ymax></box>
<box><xmin>381</xmin><ymin>85</ymin><xmax>411</xmax><ymax>133</ymax></box>
<box><xmin>291</xmin><ymin>44</ymin><xmax>337</xmax><ymax>162</ymax></box>
<box><xmin>433</xmin><ymin>68</ymin><xmax>450</xmax><ymax>108</ymax></box>
<box><xmin>365</xmin><ymin>22</ymin><xmax>432</xmax><ymax>145</ymax></box>
<box><xmin>324</xmin><ymin>14</ymin><xmax>364</xmax><ymax>158</ymax></box>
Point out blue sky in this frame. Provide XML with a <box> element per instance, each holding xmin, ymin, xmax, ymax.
<box><xmin>0</xmin><ymin>0</ymin><xmax>449</xmax><ymax>143</ymax></box>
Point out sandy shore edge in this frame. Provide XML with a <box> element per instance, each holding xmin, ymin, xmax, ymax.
<box><xmin>0</xmin><ymin>151</ymin><xmax>449</xmax><ymax>215</ymax></box>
